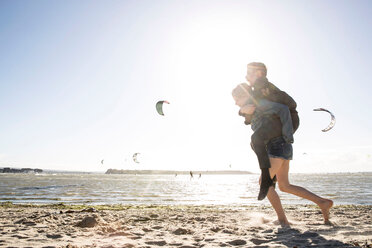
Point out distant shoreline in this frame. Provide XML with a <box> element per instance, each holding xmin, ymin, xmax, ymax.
<box><xmin>0</xmin><ymin>167</ymin><xmax>43</xmax><ymax>174</ymax></box>
<box><xmin>105</xmin><ymin>169</ymin><xmax>253</xmax><ymax>175</ymax></box>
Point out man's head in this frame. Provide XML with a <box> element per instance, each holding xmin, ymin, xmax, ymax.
<box><xmin>245</xmin><ymin>62</ymin><xmax>267</xmax><ymax>86</ymax></box>
<box><xmin>231</xmin><ymin>83</ymin><xmax>253</xmax><ymax>107</ymax></box>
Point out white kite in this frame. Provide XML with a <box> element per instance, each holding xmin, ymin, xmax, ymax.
<box><xmin>313</xmin><ymin>108</ymin><xmax>336</xmax><ymax>132</ymax></box>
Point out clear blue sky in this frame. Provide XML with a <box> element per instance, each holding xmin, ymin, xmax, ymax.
<box><xmin>1</xmin><ymin>0</ymin><xmax>372</xmax><ymax>173</ymax></box>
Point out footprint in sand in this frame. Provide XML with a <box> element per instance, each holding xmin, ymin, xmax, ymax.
<box><xmin>222</xmin><ymin>229</ymin><xmax>234</xmax><ymax>234</ymax></box>
<box><xmin>145</xmin><ymin>240</ymin><xmax>167</xmax><ymax>246</ymax></box>
<box><xmin>108</xmin><ymin>231</ymin><xmax>132</xmax><ymax>237</ymax></box>
<box><xmin>250</xmin><ymin>238</ymin><xmax>269</xmax><ymax>245</ymax></box>
<box><xmin>23</xmin><ymin>221</ymin><xmax>37</xmax><ymax>226</ymax></box>
<box><xmin>262</xmin><ymin>229</ymin><xmax>273</xmax><ymax>233</ymax></box>
<box><xmin>11</xmin><ymin>234</ymin><xmax>28</xmax><ymax>239</ymax></box>
<box><xmin>152</xmin><ymin>225</ymin><xmax>163</xmax><ymax>230</ymax></box>
<box><xmin>173</xmin><ymin>227</ymin><xmax>192</xmax><ymax>235</ymax></box>
<box><xmin>227</xmin><ymin>239</ymin><xmax>247</xmax><ymax>246</ymax></box>
<box><xmin>46</xmin><ymin>234</ymin><xmax>63</xmax><ymax>239</ymax></box>
<box><xmin>193</xmin><ymin>236</ymin><xmax>204</xmax><ymax>242</ymax></box>
<box><xmin>168</xmin><ymin>242</ymin><xmax>183</xmax><ymax>246</ymax></box>
<box><xmin>76</xmin><ymin>216</ymin><xmax>99</xmax><ymax>228</ymax></box>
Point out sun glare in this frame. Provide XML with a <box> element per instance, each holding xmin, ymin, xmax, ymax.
<box><xmin>148</xmin><ymin>17</ymin><xmax>269</xmax><ymax>172</ymax></box>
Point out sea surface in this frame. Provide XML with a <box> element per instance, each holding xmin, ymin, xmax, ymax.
<box><xmin>0</xmin><ymin>172</ymin><xmax>371</xmax><ymax>205</ymax></box>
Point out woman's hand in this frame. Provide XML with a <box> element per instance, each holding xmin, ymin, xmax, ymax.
<box><xmin>261</xmin><ymin>87</ymin><xmax>270</xmax><ymax>97</ymax></box>
<box><xmin>240</xmin><ymin>104</ymin><xmax>256</xmax><ymax>115</ymax></box>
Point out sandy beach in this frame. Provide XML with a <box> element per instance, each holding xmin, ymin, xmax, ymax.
<box><xmin>0</xmin><ymin>203</ymin><xmax>371</xmax><ymax>248</ymax></box>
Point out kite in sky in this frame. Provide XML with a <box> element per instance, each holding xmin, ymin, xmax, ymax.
<box><xmin>313</xmin><ymin>108</ymin><xmax>336</xmax><ymax>132</ymax></box>
<box><xmin>132</xmin><ymin>153</ymin><xmax>140</xmax><ymax>164</ymax></box>
<box><xmin>156</xmin><ymin>100</ymin><xmax>170</xmax><ymax>116</ymax></box>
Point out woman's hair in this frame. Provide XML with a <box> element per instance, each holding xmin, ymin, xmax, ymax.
<box><xmin>232</xmin><ymin>83</ymin><xmax>251</xmax><ymax>98</ymax></box>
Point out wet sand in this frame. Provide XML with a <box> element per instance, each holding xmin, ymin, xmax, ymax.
<box><xmin>0</xmin><ymin>203</ymin><xmax>371</xmax><ymax>247</ymax></box>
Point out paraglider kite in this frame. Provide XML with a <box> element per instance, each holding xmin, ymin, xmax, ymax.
<box><xmin>101</xmin><ymin>159</ymin><xmax>104</xmax><ymax>165</ymax></box>
<box><xmin>313</xmin><ymin>108</ymin><xmax>336</xmax><ymax>132</ymax></box>
<box><xmin>156</xmin><ymin>100</ymin><xmax>170</xmax><ymax>116</ymax></box>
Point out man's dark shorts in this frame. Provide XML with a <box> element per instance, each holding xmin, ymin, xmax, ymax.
<box><xmin>267</xmin><ymin>136</ymin><xmax>293</xmax><ymax>160</ymax></box>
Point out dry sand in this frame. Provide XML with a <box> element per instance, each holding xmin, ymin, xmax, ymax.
<box><xmin>0</xmin><ymin>203</ymin><xmax>371</xmax><ymax>248</ymax></box>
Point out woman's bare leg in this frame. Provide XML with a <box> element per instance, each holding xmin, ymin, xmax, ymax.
<box><xmin>265</xmin><ymin>158</ymin><xmax>290</xmax><ymax>226</ymax></box>
<box><xmin>275</xmin><ymin>160</ymin><xmax>333</xmax><ymax>224</ymax></box>
<box><xmin>267</xmin><ymin>186</ymin><xmax>290</xmax><ymax>226</ymax></box>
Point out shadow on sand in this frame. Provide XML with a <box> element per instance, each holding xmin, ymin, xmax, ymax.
<box><xmin>271</xmin><ymin>227</ymin><xmax>355</xmax><ymax>248</ymax></box>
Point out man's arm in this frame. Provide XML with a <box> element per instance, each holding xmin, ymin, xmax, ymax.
<box><xmin>264</xmin><ymin>89</ymin><xmax>297</xmax><ymax>110</ymax></box>
<box><xmin>257</xmin><ymin>99</ymin><xmax>294</xmax><ymax>143</ymax></box>
<box><xmin>261</xmin><ymin>87</ymin><xmax>300</xmax><ymax>132</ymax></box>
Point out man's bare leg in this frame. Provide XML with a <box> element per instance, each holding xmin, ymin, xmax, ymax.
<box><xmin>275</xmin><ymin>160</ymin><xmax>334</xmax><ymax>224</ymax></box>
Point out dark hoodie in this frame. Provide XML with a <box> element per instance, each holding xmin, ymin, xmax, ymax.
<box><xmin>245</xmin><ymin>77</ymin><xmax>299</xmax><ymax>137</ymax></box>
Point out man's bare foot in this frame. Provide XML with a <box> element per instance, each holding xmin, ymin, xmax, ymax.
<box><xmin>319</xmin><ymin>199</ymin><xmax>333</xmax><ymax>224</ymax></box>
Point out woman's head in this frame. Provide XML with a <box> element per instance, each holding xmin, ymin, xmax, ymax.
<box><xmin>232</xmin><ymin>83</ymin><xmax>253</xmax><ymax>107</ymax></box>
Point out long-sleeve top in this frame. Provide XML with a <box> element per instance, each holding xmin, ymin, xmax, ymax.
<box><xmin>251</xmin><ymin>99</ymin><xmax>294</xmax><ymax>143</ymax></box>
<box><xmin>248</xmin><ymin>77</ymin><xmax>299</xmax><ymax>133</ymax></box>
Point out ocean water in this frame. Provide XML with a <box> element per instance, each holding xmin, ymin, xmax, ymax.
<box><xmin>0</xmin><ymin>172</ymin><xmax>371</xmax><ymax>205</ymax></box>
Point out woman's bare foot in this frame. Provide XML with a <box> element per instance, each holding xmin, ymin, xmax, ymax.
<box><xmin>273</xmin><ymin>219</ymin><xmax>291</xmax><ymax>227</ymax></box>
<box><xmin>319</xmin><ymin>199</ymin><xmax>333</xmax><ymax>224</ymax></box>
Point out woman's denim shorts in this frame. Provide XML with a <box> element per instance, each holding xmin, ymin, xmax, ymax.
<box><xmin>266</xmin><ymin>136</ymin><xmax>293</xmax><ymax>160</ymax></box>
